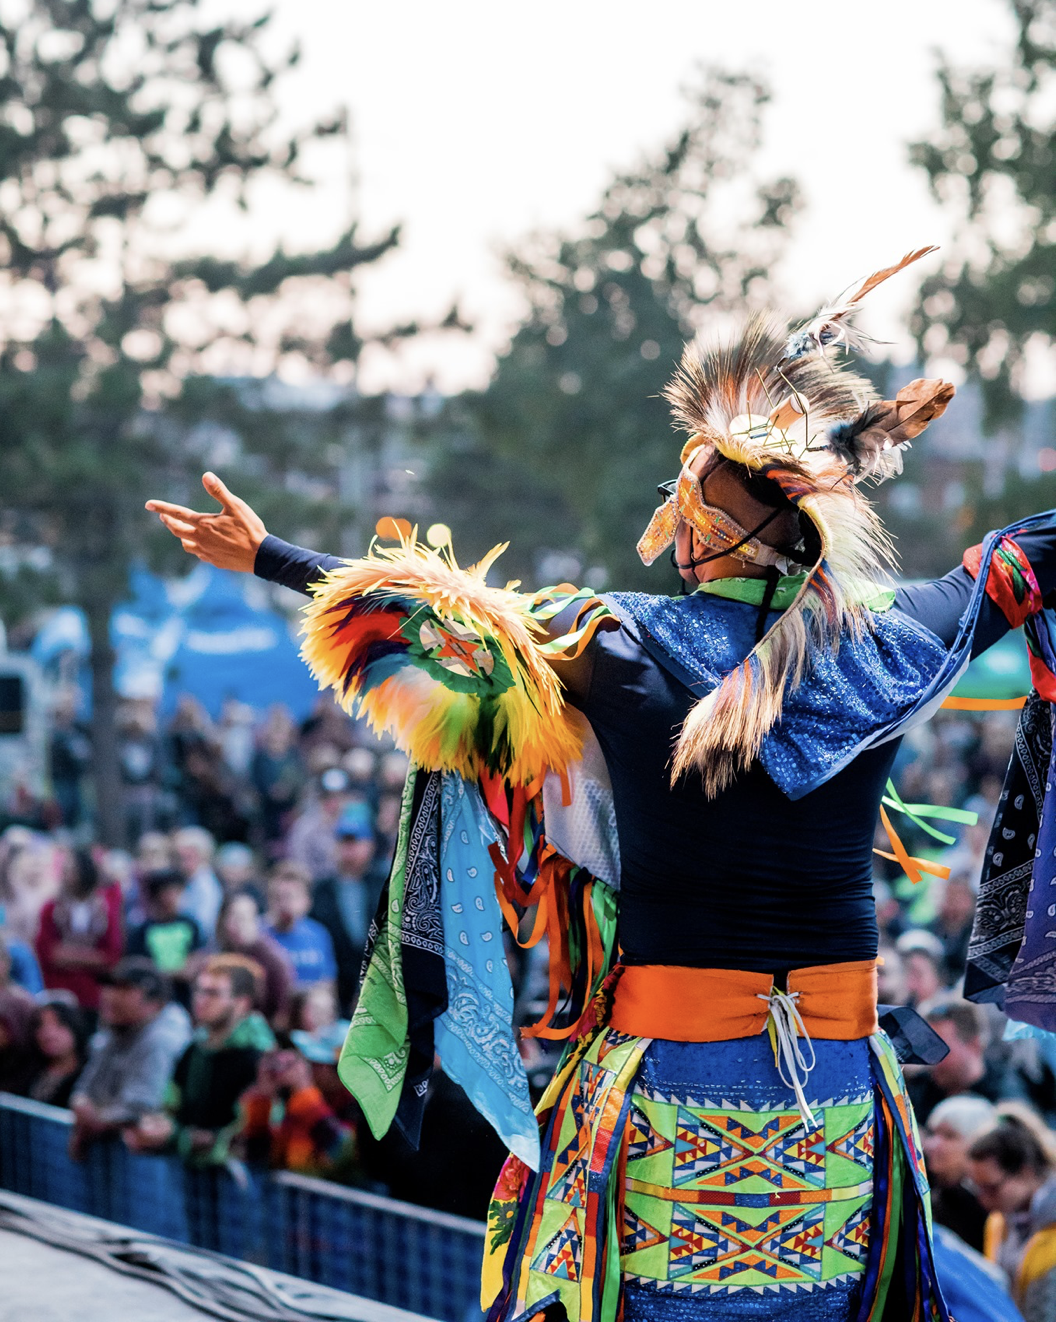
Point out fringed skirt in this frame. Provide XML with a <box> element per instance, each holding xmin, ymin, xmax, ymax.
<box><xmin>484</xmin><ymin>1030</ymin><xmax>947</xmax><ymax>1322</ymax></box>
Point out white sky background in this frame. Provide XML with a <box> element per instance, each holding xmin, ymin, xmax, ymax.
<box><xmin>218</xmin><ymin>0</ymin><xmax>1017</xmax><ymax>394</ymax></box>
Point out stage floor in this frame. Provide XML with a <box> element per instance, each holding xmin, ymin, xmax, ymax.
<box><xmin>0</xmin><ymin>1191</ymin><xmax>437</xmax><ymax>1322</ymax></box>
<box><xmin>1</xmin><ymin>1223</ymin><xmax>207</xmax><ymax>1322</ymax></box>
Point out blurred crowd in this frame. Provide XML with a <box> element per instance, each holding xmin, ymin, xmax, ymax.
<box><xmin>873</xmin><ymin>708</ymin><xmax>1056</xmax><ymax>1320</ymax></box>
<box><xmin>5</xmin><ymin>694</ymin><xmax>1056</xmax><ymax>1314</ymax></box>
<box><xmin>0</xmin><ymin>690</ymin><xmax>509</xmax><ymax>1220</ymax></box>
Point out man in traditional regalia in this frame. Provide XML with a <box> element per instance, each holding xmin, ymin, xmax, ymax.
<box><xmin>150</xmin><ymin>249</ymin><xmax>1056</xmax><ymax>1320</ymax></box>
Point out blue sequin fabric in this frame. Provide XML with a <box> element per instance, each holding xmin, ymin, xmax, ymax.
<box><xmin>605</xmin><ymin>592</ymin><xmax>949</xmax><ymax>799</ymax></box>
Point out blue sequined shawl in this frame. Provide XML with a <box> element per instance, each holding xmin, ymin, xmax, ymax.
<box><xmin>604</xmin><ymin>514</ymin><xmax>1056</xmax><ymax>800</ymax></box>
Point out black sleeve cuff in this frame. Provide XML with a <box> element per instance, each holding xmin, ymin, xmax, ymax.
<box><xmin>253</xmin><ymin>535</ymin><xmax>344</xmax><ymax>596</ymax></box>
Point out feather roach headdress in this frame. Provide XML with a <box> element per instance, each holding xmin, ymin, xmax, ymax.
<box><xmin>639</xmin><ymin>247</ymin><xmax>955</xmax><ymax>795</ymax></box>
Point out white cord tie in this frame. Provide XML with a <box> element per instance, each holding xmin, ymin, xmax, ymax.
<box><xmin>757</xmin><ymin>987</ymin><xmax>818</xmax><ymax>1130</ymax></box>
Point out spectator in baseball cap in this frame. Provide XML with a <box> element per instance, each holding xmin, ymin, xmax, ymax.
<box><xmin>215</xmin><ymin>842</ymin><xmax>266</xmax><ymax>910</ymax></box>
<box><xmin>310</xmin><ymin>801</ymin><xmax>384</xmax><ymax>1014</ymax></box>
<box><xmin>69</xmin><ymin>956</ymin><xmax>192</xmax><ymax>1159</ymax></box>
<box><xmin>285</xmin><ymin>766</ymin><xmax>354</xmax><ymax>882</ymax></box>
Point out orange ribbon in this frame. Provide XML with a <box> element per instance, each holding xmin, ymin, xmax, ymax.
<box><xmin>488</xmin><ymin>782</ymin><xmax>606</xmax><ymax>1041</ymax></box>
<box><xmin>940</xmin><ymin>696</ymin><xmax>1027</xmax><ymax>710</ymax></box>
<box><xmin>875</xmin><ymin>805</ymin><xmax>951</xmax><ymax>885</ymax></box>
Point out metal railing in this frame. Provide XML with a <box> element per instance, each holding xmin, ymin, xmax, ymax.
<box><xmin>0</xmin><ymin>1092</ymin><xmax>486</xmax><ymax>1322</ymax></box>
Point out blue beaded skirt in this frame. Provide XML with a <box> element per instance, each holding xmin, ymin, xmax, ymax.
<box><xmin>484</xmin><ymin>1028</ymin><xmax>948</xmax><ymax>1322</ymax></box>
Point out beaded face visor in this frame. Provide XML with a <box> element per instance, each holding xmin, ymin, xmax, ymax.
<box><xmin>636</xmin><ymin>462</ymin><xmax>801</xmax><ymax>571</ymax></box>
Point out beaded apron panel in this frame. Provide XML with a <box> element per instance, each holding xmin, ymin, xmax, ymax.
<box><xmin>619</xmin><ymin>1036</ymin><xmax>874</xmax><ymax>1320</ymax></box>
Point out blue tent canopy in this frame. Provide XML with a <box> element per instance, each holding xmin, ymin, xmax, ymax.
<box><xmin>32</xmin><ymin>564</ymin><xmax>321</xmax><ymax>721</ymax></box>
<box><xmin>160</xmin><ymin>566</ymin><xmax>320</xmax><ymax>719</ymax></box>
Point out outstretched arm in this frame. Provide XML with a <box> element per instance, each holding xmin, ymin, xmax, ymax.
<box><xmin>895</xmin><ymin>523</ymin><xmax>1056</xmax><ymax>656</ymax></box>
<box><xmin>148</xmin><ymin>472</ymin><xmax>609</xmax><ymax>675</ymax></box>
<box><xmin>148</xmin><ymin>473</ymin><xmax>608</xmax><ymax>701</ymax></box>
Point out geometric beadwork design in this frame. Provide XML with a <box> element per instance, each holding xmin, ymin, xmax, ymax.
<box><xmin>623</xmin><ymin>1084</ymin><xmax>875</xmax><ymax>1295</ymax></box>
<box><xmin>767</xmin><ymin>1125</ymin><xmax>828</xmax><ymax>1189</ymax></box>
<box><xmin>825</xmin><ymin>1200</ymin><xmax>870</xmax><ymax>1265</ymax></box>
<box><xmin>672</xmin><ymin>1107</ymin><xmax>746</xmax><ymax>1186</ymax></box>
<box><xmin>548</xmin><ymin>1152</ymin><xmax>588</xmax><ymax>1209</ymax></box>
<box><xmin>579</xmin><ymin>1061</ymin><xmax>612</xmax><ymax>1132</ymax></box>
<box><xmin>512</xmin><ymin>1028</ymin><xmax>885</xmax><ymax>1317</ymax></box>
<box><xmin>626</xmin><ymin>1105</ymin><xmax>674</xmax><ymax>1164</ymax></box>
<box><xmin>533</xmin><ymin>1211</ymin><xmax>581</xmax><ymax>1281</ymax></box>
<box><xmin>667</xmin><ymin>1202</ymin><xmax>825</xmax><ymax>1285</ymax></box>
<box><xmin>669</xmin><ymin>1202</ymin><xmax>732</xmax><ymax>1276</ymax></box>
<box><xmin>672</xmin><ymin>1108</ymin><xmax>826</xmax><ymax>1191</ymax></box>
<box><xmin>621</xmin><ymin>1206</ymin><xmax>667</xmax><ymax>1257</ymax></box>
<box><xmin>769</xmin><ymin>1205</ymin><xmax>824</xmax><ymax>1278</ymax></box>
<box><xmin>548</xmin><ymin>1060</ymin><xmax>615</xmax><ymax>1209</ymax></box>
<box><xmin>598</xmin><ymin>1030</ymin><xmax>639</xmax><ymax>1062</ymax></box>
<box><xmin>827</xmin><ymin>1113</ymin><xmax>875</xmax><ymax>1171</ymax></box>
<box><xmin>515</xmin><ymin>1026</ymin><xmax>650</xmax><ymax>1322</ymax></box>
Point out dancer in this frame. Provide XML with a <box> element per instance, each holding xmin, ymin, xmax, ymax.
<box><xmin>148</xmin><ymin>249</ymin><xmax>1056</xmax><ymax>1320</ymax></box>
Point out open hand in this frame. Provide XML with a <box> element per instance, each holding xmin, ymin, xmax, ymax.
<box><xmin>145</xmin><ymin>472</ymin><xmax>267</xmax><ymax>574</ymax></box>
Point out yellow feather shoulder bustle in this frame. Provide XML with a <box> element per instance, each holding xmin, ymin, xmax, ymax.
<box><xmin>298</xmin><ymin>535</ymin><xmax>582</xmax><ymax>785</ymax></box>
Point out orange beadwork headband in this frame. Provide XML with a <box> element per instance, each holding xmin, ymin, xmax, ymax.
<box><xmin>636</xmin><ymin>462</ymin><xmax>800</xmax><ymax>570</ymax></box>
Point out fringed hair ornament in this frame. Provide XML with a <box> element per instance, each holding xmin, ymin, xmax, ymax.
<box><xmin>648</xmin><ymin>249</ymin><xmax>955</xmax><ymax>794</ymax></box>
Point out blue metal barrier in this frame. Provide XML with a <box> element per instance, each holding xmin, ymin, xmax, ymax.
<box><xmin>0</xmin><ymin>1093</ymin><xmax>486</xmax><ymax>1322</ymax></box>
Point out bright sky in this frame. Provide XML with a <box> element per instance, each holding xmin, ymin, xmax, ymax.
<box><xmin>227</xmin><ymin>0</ymin><xmax>1016</xmax><ymax>393</ymax></box>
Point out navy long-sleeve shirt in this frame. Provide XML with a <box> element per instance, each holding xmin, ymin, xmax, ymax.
<box><xmin>256</xmin><ymin>528</ymin><xmax>1056</xmax><ymax>972</ymax></box>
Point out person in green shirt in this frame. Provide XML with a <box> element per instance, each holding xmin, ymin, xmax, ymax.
<box><xmin>126</xmin><ymin>871</ymin><xmax>204</xmax><ymax>1002</ymax></box>
<box><xmin>126</xmin><ymin>954</ymin><xmax>275</xmax><ymax>1167</ymax></box>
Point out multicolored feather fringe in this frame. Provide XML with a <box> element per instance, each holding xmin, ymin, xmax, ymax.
<box><xmin>299</xmin><ymin>535</ymin><xmax>582</xmax><ymax>785</ymax></box>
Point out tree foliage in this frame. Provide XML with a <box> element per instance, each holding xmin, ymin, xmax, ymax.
<box><xmin>0</xmin><ymin>0</ymin><xmax>436</xmax><ymax>840</ymax></box>
<box><xmin>911</xmin><ymin>0</ymin><xmax>1056</xmax><ymax>429</ymax></box>
<box><xmin>431</xmin><ymin>71</ymin><xmax>799</xmax><ymax>593</ymax></box>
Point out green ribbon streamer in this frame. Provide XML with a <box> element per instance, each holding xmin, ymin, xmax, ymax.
<box><xmin>882</xmin><ymin>778</ymin><xmax>978</xmax><ymax>848</ymax></box>
<box><xmin>529</xmin><ymin>587</ymin><xmax>598</xmax><ymax>621</ymax></box>
<box><xmin>531</xmin><ymin>589</ymin><xmax>614</xmax><ymax>657</ymax></box>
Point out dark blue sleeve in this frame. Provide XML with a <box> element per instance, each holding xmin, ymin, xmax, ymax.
<box><xmin>894</xmin><ymin>524</ymin><xmax>1056</xmax><ymax>656</ymax></box>
<box><xmin>893</xmin><ymin>566</ymin><xmax>1004</xmax><ymax>656</ymax></box>
<box><xmin>253</xmin><ymin>535</ymin><xmax>344</xmax><ymax>596</ymax></box>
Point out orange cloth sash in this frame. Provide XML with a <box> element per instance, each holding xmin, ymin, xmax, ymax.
<box><xmin>609</xmin><ymin>959</ymin><xmax>879</xmax><ymax>1042</ymax></box>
